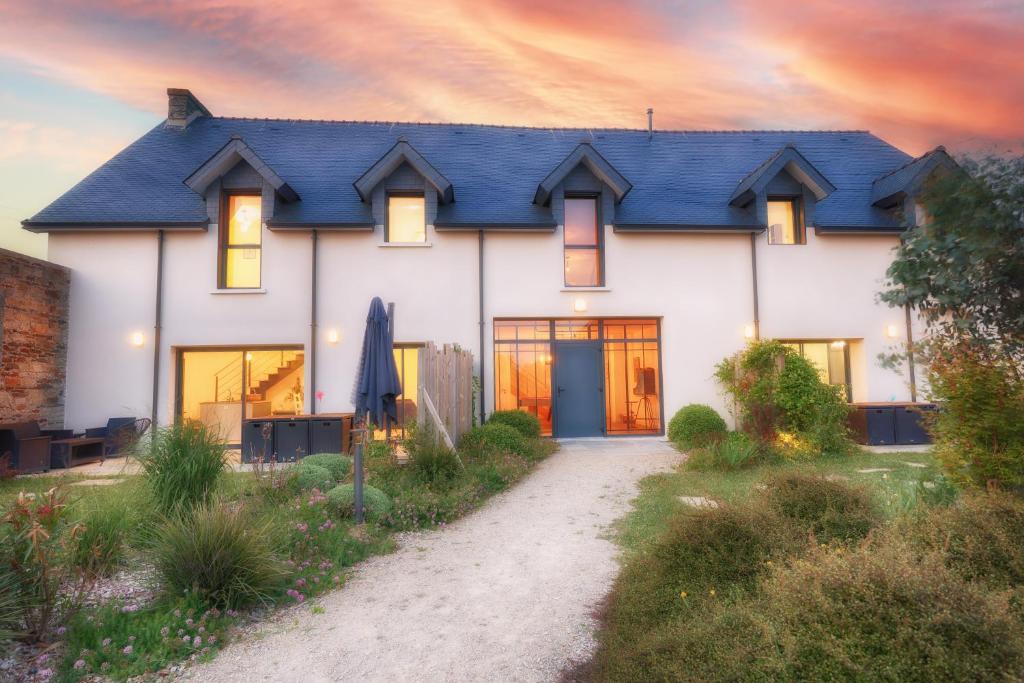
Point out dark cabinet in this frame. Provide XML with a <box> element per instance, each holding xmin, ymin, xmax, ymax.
<box><xmin>895</xmin><ymin>405</ymin><xmax>932</xmax><ymax>445</ymax></box>
<box><xmin>310</xmin><ymin>419</ymin><xmax>342</xmax><ymax>455</ymax></box>
<box><xmin>865</xmin><ymin>407</ymin><xmax>896</xmax><ymax>445</ymax></box>
<box><xmin>274</xmin><ymin>420</ymin><xmax>309</xmax><ymax>462</ymax></box>
<box><xmin>241</xmin><ymin>420</ymin><xmax>275</xmax><ymax>464</ymax></box>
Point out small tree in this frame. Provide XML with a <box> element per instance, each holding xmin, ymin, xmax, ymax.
<box><xmin>881</xmin><ymin>153</ymin><xmax>1024</xmax><ymax>488</ymax></box>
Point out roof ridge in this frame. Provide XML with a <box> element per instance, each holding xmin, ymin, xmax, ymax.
<box><xmin>205</xmin><ymin>116</ymin><xmax>871</xmax><ymax>136</ymax></box>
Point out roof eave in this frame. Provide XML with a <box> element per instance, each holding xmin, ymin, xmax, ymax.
<box><xmin>21</xmin><ymin>220</ymin><xmax>210</xmax><ymax>234</ymax></box>
<box><xmin>614</xmin><ymin>223</ymin><xmax>764</xmax><ymax>234</ymax></box>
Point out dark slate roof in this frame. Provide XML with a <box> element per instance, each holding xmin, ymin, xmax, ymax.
<box><xmin>871</xmin><ymin>146</ymin><xmax>958</xmax><ymax>208</ymax></box>
<box><xmin>25</xmin><ymin>117</ymin><xmax>914</xmax><ymax>231</ymax></box>
<box><xmin>728</xmin><ymin>144</ymin><xmax>835</xmax><ymax>207</ymax></box>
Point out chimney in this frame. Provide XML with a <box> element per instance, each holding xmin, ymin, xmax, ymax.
<box><xmin>647</xmin><ymin>108</ymin><xmax>654</xmax><ymax>141</ymax></box>
<box><xmin>166</xmin><ymin>88</ymin><xmax>211</xmax><ymax>128</ymax></box>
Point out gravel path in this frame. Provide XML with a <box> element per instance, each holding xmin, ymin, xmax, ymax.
<box><xmin>185</xmin><ymin>438</ymin><xmax>680</xmax><ymax>683</ymax></box>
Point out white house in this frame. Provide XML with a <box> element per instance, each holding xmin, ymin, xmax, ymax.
<box><xmin>24</xmin><ymin>89</ymin><xmax>949</xmax><ymax>441</ymax></box>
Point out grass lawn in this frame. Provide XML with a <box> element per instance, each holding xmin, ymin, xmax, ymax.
<box><xmin>618</xmin><ymin>449</ymin><xmax>938</xmax><ymax>554</ymax></box>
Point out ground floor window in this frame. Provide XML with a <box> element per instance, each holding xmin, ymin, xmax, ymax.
<box><xmin>176</xmin><ymin>347</ymin><xmax>304</xmax><ymax>445</ymax></box>
<box><xmin>494</xmin><ymin>318</ymin><xmax>662</xmax><ymax>437</ymax></box>
<box><xmin>374</xmin><ymin>343</ymin><xmax>422</xmax><ymax>441</ymax></box>
<box><xmin>780</xmin><ymin>340</ymin><xmax>851</xmax><ymax>400</ymax></box>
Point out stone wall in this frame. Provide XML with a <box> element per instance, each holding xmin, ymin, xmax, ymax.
<box><xmin>0</xmin><ymin>248</ymin><xmax>70</xmax><ymax>427</ymax></box>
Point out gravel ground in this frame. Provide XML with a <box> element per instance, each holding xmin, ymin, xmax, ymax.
<box><xmin>183</xmin><ymin>438</ymin><xmax>680</xmax><ymax>683</ymax></box>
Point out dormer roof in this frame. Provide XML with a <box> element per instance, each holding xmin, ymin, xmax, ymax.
<box><xmin>184</xmin><ymin>135</ymin><xmax>299</xmax><ymax>202</ymax></box>
<box><xmin>729</xmin><ymin>144</ymin><xmax>836</xmax><ymax>207</ymax></box>
<box><xmin>353</xmin><ymin>139</ymin><xmax>454</xmax><ymax>204</ymax></box>
<box><xmin>534</xmin><ymin>142</ymin><xmax>632</xmax><ymax>206</ymax></box>
<box><xmin>871</xmin><ymin>146</ymin><xmax>959</xmax><ymax>208</ymax></box>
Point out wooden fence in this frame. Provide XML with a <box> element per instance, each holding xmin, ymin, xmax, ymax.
<box><xmin>416</xmin><ymin>342</ymin><xmax>475</xmax><ymax>450</ymax></box>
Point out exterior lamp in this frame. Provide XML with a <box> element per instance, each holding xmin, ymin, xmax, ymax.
<box><xmin>573</xmin><ymin>298</ymin><xmax>587</xmax><ymax>313</ymax></box>
<box><xmin>326</xmin><ymin>328</ymin><xmax>340</xmax><ymax>345</ymax></box>
<box><xmin>885</xmin><ymin>324</ymin><xmax>900</xmax><ymax>339</ymax></box>
<box><xmin>129</xmin><ymin>331</ymin><xmax>145</xmax><ymax>347</ymax></box>
<box><xmin>743</xmin><ymin>324</ymin><xmax>756</xmax><ymax>339</ymax></box>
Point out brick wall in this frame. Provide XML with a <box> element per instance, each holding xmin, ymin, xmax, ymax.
<box><xmin>0</xmin><ymin>248</ymin><xmax>70</xmax><ymax>427</ymax></box>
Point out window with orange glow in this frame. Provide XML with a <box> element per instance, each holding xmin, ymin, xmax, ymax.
<box><xmin>221</xmin><ymin>194</ymin><xmax>262</xmax><ymax>288</ymax></box>
<box><xmin>604</xmin><ymin>321</ymin><xmax>661</xmax><ymax>435</ymax></box>
<box><xmin>493</xmin><ymin>321</ymin><xmax>553</xmax><ymax>435</ymax></box>
<box><xmin>564</xmin><ymin>197</ymin><xmax>602</xmax><ymax>286</ymax></box>
<box><xmin>387</xmin><ymin>194</ymin><xmax>426</xmax><ymax>243</ymax></box>
<box><xmin>766</xmin><ymin>197</ymin><xmax>803</xmax><ymax>245</ymax></box>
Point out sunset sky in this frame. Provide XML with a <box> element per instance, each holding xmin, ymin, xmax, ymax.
<box><xmin>1</xmin><ymin>0</ymin><xmax>1021</xmax><ymax>258</ymax></box>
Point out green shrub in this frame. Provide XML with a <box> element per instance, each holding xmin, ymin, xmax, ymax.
<box><xmin>487</xmin><ymin>410</ymin><xmax>542</xmax><ymax>439</ymax></box>
<box><xmin>898</xmin><ymin>491</ymin><xmax>1024</xmax><ymax>589</ymax></box>
<box><xmin>0</xmin><ymin>568</ymin><xmax>19</xmax><ymax>643</ymax></box>
<box><xmin>325</xmin><ymin>484</ymin><xmax>392</xmax><ymax>522</ymax></box>
<box><xmin>299</xmin><ymin>453</ymin><xmax>352</xmax><ymax>482</ymax></box>
<box><xmin>152</xmin><ymin>501</ymin><xmax>286</xmax><ymax>608</ymax></box>
<box><xmin>409</xmin><ymin>443</ymin><xmax>463</xmax><ymax>488</ymax></box>
<box><xmin>295</xmin><ymin>463</ymin><xmax>334</xmax><ymax>492</ymax></box>
<box><xmin>667</xmin><ymin>404</ymin><xmax>727</xmax><ymax>450</ymax></box>
<box><xmin>686</xmin><ymin>431</ymin><xmax>762</xmax><ymax>471</ymax></box>
<box><xmin>135</xmin><ymin>421</ymin><xmax>227</xmax><ymax>515</ymax></box>
<box><xmin>70</xmin><ymin>495</ymin><xmax>134</xmax><ymax>576</ymax></box>
<box><xmin>762</xmin><ymin>543</ymin><xmax>1024</xmax><ymax>681</ymax></box>
<box><xmin>459</xmin><ymin>423</ymin><xmax>528</xmax><ymax>457</ymax></box>
<box><xmin>715</xmin><ymin>341</ymin><xmax>853</xmax><ymax>456</ymax></box>
<box><xmin>761</xmin><ymin>472</ymin><xmax>882</xmax><ymax>544</ymax></box>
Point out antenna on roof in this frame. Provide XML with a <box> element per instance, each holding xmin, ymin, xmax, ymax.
<box><xmin>647</xmin><ymin>108</ymin><xmax>654</xmax><ymax>141</ymax></box>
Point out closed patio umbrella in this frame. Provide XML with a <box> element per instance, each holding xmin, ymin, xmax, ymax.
<box><xmin>351</xmin><ymin>297</ymin><xmax>402</xmax><ymax>522</ymax></box>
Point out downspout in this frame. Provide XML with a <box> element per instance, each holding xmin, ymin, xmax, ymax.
<box><xmin>151</xmin><ymin>229</ymin><xmax>164</xmax><ymax>427</ymax></box>
<box><xmin>310</xmin><ymin>229</ymin><xmax>318</xmax><ymax>415</ymax></box>
<box><xmin>749</xmin><ymin>232</ymin><xmax>760</xmax><ymax>339</ymax></box>
<box><xmin>904</xmin><ymin>304</ymin><xmax>917</xmax><ymax>402</ymax></box>
<box><xmin>478</xmin><ymin>229</ymin><xmax>486</xmax><ymax>425</ymax></box>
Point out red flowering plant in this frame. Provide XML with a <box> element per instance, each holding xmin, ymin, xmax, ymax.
<box><xmin>2</xmin><ymin>487</ymin><xmax>96</xmax><ymax>642</ymax></box>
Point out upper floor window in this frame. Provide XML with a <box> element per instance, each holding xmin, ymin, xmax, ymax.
<box><xmin>387</xmin><ymin>194</ymin><xmax>426</xmax><ymax>243</ymax></box>
<box><xmin>767</xmin><ymin>197</ymin><xmax>804</xmax><ymax>245</ymax></box>
<box><xmin>564</xmin><ymin>197</ymin><xmax>602</xmax><ymax>287</ymax></box>
<box><xmin>220</xmin><ymin>193</ymin><xmax>262</xmax><ymax>289</ymax></box>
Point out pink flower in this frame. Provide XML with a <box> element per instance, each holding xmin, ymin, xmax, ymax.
<box><xmin>122</xmin><ymin>645</ymin><xmax>133</xmax><ymax>655</ymax></box>
<box><xmin>193</xmin><ymin>635</ymin><xmax>202</xmax><ymax>647</ymax></box>
<box><xmin>73</xmin><ymin>660</ymin><xmax>86</xmax><ymax>670</ymax></box>
<box><xmin>160</xmin><ymin>627</ymin><xmax>170</xmax><ymax>637</ymax></box>
<box><xmin>56</xmin><ymin>626</ymin><xmax>66</xmax><ymax>636</ymax></box>
<box><xmin>37</xmin><ymin>668</ymin><xmax>53</xmax><ymax>679</ymax></box>
<box><xmin>101</xmin><ymin>638</ymin><xmax>111</xmax><ymax>647</ymax></box>
<box><xmin>183</xmin><ymin>635</ymin><xmax>190</xmax><ymax>643</ymax></box>
<box><xmin>316</xmin><ymin>391</ymin><xmax>325</xmax><ymax>401</ymax></box>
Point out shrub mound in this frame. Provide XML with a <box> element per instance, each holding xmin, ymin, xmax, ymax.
<box><xmin>326</xmin><ymin>484</ymin><xmax>392</xmax><ymax>521</ymax></box>
<box><xmin>152</xmin><ymin>502</ymin><xmax>285</xmax><ymax>608</ymax></box>
<box><xmin>459</xmin><ymin>423</ymin><xmax>528</xmax><ymax>457</ymax></box>
<box><xmin>667</xmin><ymin>404</ymin><xmax>727</xmax><ymax>450</ymax></box>
<box><xmin>761</xmin><ymin>472</ymin><xmax>881</xmax><ymax>543</ymax></box>
<box><xmin>487</xmin><ymin>410</ymin><xmax>542</xmax><ymax>439</ymax></box>
<box><xmin>409</xmin><ymin>444</ymin><xmax>463</xmax><ymax>487</ymax></box>
<box><xmin>300</xmin><ymin>453</ymin><xmax>352</xmax><ymax>482</ymax></box>
<box><xmin>295</xmin><ymin>463</ymin><xmax>334</xmax><ymax>492</ymax></box>
<box><xmin>136</xmin><ymin>421</ymin><xmax>227</xmax><ymax>514</ymax></box>
<box><xmin>686</xmin><ymin>431</ymin><xmax>761</xmax><ymax>471</ymax></box>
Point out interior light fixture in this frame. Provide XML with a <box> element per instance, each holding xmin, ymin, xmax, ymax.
<box><xmin>831</xmin><ymin>340</ymin><xmax>847</xmax><ymax>349</ymax></box>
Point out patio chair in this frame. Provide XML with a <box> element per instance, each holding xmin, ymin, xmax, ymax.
<box><xmin>0</xmin><ymin>422</ymin><xmax>52</xmax><ymax>474</ymax></box>
<box><xmin>84</xmin><ymin>417</ymin><xmax>151</xmax><ymax>457</ymax></box>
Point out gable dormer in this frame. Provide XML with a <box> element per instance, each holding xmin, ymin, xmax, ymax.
<box><xmin>730</xmin><ymin>145</ymin><xmax>835</xmax><ymax>244</ymax></box>
<box><xmin>871</xmin><ymin>146</ymin><xmax>958</xmax><ymax>226</ymax></box>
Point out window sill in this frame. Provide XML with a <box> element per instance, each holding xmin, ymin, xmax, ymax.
<box><xmin>560</xmin><ymin>287</ymin><xmax>611</xmax><ymax>292</ymax></box>
<box><xmin>379</xmin><ymin>242</ymin><xmax>433</xmax><ymax>248</ymax></box>
<box><xmin>210</xmin><ymin>288</ymin><xmax>267</xmax><ymax>295</ymax></box>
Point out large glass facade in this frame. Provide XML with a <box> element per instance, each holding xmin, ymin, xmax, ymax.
<box><xmin>494</xmin><ymin>319</ymin><xmax>662</xmax><ymax>436</ymax></box>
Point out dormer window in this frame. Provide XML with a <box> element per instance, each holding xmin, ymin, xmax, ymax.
<box><xmin>767</xmin><ymin>197</ymin><xmax>804</xmax><ymax>245</ymax></box>
<box><xmin>220</xmin><ymin>193</ymin><xmax>262</xmax><ymax>288</ymax></box>
<box><xmin>387</xmin><ymin>194</ymin><xmax>426</xmax><ymax>243</ymax></box>
<box><xmin>564</xmin><ymin>197</ymin><xmax>603</xmax><ymax>287</ymax></box>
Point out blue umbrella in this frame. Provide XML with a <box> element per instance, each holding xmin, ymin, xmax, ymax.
<box><xmin>352</xmin><ymin>297</ymin><xmax>402</xmax><ymax>428</ymax></box>
<box><xmin>351</xmin><ymin>297</ymin><xmax>401</xmax><ymax>523</ymax></box>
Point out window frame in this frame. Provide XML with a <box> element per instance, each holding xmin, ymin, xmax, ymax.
<box><xmin>385</xmin><ymin>191</ymin><xmax>427</xmax><ymax>244</ymax></box>
<box><xmin>562</xmin><ymin>194</ymin><xmax>605</xmax><ymax>287</ymax></box>
<box><xmin>218</xmin><ymin>190</ymin><xmax>264</xmax><ymax>289</ymax></box>
<box><xmin>766</xmin><ymin>196</ymin><xmax>805</xmax><ymax>246</ymax></box>
<box><xmin>779</xmin><ymin>339</ymin><xmax>852</xmax><ymax>400</ymax></box>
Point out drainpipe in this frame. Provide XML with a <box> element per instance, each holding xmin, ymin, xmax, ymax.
<box><xmin>749</xmin><ymin>232</ymin><xmax>760</xmax><ymax>339</ymax></box>
<box><xmin>151</xmin><ymin>229</ymin><xmax>165</xmax><ymax>427</ymax></box>
<box><xmin>310</xmin><ymin>229</ymin><xmax>318</xmax><ymax>415</ymax></box>
<box><xmin>478</xmin><ymin>229</ymin><xmax>486</xmax><ymax>425</ymax></box>
<box><xmin>904</xmin><ymin>304</ymin><xmax>917</xmax><ymax>402</ymax></box>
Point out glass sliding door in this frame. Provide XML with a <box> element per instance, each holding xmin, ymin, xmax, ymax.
<box><xmin>604</xmin><ymin>320</ymin><xmax>662</xmax><ymax>435</ymax></box>
<box><xmin>177</xmin><ymin>346</ymin><xmax>304</xmax><ymax>445</ymax></box>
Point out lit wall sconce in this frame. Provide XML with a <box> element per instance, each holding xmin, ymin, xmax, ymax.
<box><xmin>245</xmin><ymin>352</ymin><xmax>253</xmax><ymax>361</ymax></box>
<box><xmin>129</xmin><ymin>331</ymin><xmax>145</xmax><ymax>347</ymax></box>
<box><xmin>326</xmin><ymin>328</ymin><xmax>340</xmax><ymax>345</ymax></box>
<box><xmin>743</xmin><ymin>324</ymin><xmax>756</xmax><ymax>339</ymax></box>
<box><xmin>573</xmin><ymin>298</ymin><xmax>587</xmax><ymax>313</ymax></box>
<box><xmin>885</xmin><ymin>324</ymin><xmax>900</xmax><ymax>339</ymax></box>
<box><xmin>831</xmin><ymin>340</ymin><xmax>847</xmax><ymax>349</ymax></box>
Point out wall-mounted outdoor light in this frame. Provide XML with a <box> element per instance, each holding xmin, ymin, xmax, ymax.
<box><xmin>573</xmin><ymin>298</ymin><xmax>587</xmax><ymax>313</ymax></box>
<box><xmin>326</xmin><ymin>328</ymin><xmax>340</xmax><ymax>345</ymax></box>
<box><xmin>885</xmin><ymin>324</ymin><xmax>900</xmax><ymax>339</ymax></box>
<box><xmin>743</xmin><ymin>324</ymin><xmax>756</xmax><ymax>339</ymax></box>
<box><xmin>129</xmin><ymin>331</ymin><xmax>145</xmax><ymax>347</ymax></box>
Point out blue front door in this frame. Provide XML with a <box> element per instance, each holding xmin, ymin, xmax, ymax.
<box><xmin>553</xmin><ymin>342</ymin><xmax>605</xmax><ymax>437</ymax></box>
